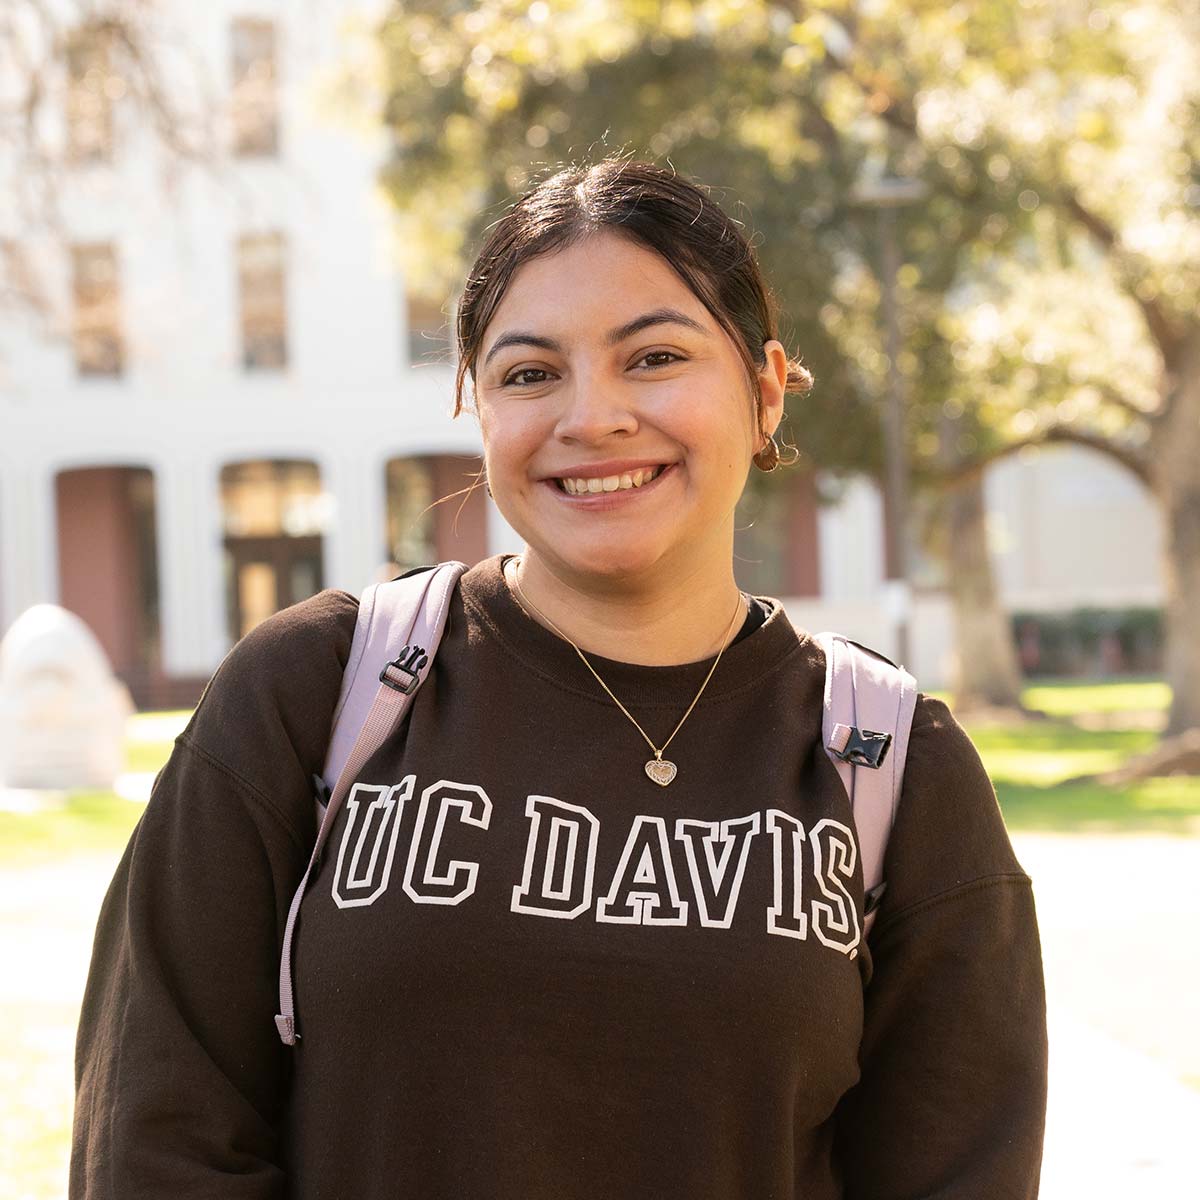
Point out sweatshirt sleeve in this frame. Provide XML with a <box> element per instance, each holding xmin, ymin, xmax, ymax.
<box><xmin>833</xmin><ymin>694</ymin><xmax>1049</xmax><ymax>1198</ymax></box>
<box><xmin>70</xmin><ymin>588</ymin><xmax>357</xmax><ymax>1199</ymax></box>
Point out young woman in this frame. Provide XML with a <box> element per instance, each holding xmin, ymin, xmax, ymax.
<box><xmin>72</xmin><ymin>157</ymin><xmax>1047</xmax><ymax>1199</ymax></box>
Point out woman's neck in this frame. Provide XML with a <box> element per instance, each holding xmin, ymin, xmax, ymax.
<box><xmin>502</xmin><ymin>552</ymin><xmax>748</xmax><ymax>667</ymax></box>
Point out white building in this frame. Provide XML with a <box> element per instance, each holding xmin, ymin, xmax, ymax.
<box><xmin>0</xmin><ymin>1</ymin><xmax>1164</xmax><ymax>706</ymax></box>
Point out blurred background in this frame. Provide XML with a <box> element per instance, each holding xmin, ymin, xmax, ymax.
<box><xmin>0</xmin><ymin>1</ymin><xmax>1197</xmax><ymax>1196</ymax></box>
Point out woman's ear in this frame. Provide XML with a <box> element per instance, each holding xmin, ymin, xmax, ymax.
<box><xmin>757</xmin><ymin>340</ymin><xmax>789</xmax><ymax>438</ymax></box>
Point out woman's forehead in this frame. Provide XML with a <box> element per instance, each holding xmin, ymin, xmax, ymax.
<box><xmin>483</xmin><ymin>236</ymin><xmax>711</xmax><ymax>348</ymax></box>
<box><xmin>512</xmin><ymin>231</ymin><xmax>694</xmax><ymax>302</ymax></box>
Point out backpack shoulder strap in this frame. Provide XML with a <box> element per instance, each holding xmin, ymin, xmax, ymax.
<box><xmin>814</xmin><ymin>631</ymin><xmax>918</xmax><ymax>941</ymax></box>
<box><xmin>319</xmin><ymin>561</ymin><xmax>466</xmax><ymax>807</ymax></box>
<box><xmin>275</xmin><ymin>559</ymin><xmax>469</xmax><ymax>1046</ymax></box>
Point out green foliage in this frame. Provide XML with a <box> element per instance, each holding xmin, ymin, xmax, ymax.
<box><xmin>361</xmin><ymin>0</ymin><xmax>1196</xmax><ymax>522</ymax></box>
<box><xmin>2</xmin><ymin>677</ymin><xmax>1194</xmax><ymax>871</ymax></box>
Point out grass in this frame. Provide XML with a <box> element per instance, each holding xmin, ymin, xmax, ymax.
<box><xmin>1019</xmin><ymin>676</ymin><xmax>1172</xmax><ymax>717</ymax></box>
<box><xmin>992</xmin><ymin>775</ymin><xmax>1199</xmax><ymax>832</ymax></box>
<box><xmin>0</xmin><ymin>790</ymin><xmax>147</xmax><ymax>866</ymax></box>
<box><xmin>0</xmin><ymin>710</ymin><xmax>189</xmax><ymax>867</ymax></box>
<box><xmin>953</xmin><ymin>675</ymin><xmax>1200</xmax><ymax>834</ymax></box>
<box><xmin>1</xmin><ymin>685</ymin><xmax>1197</xmax><ymax>862</ymax></box>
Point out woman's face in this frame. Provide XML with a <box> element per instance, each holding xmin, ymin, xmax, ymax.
<box><xmin>473</xmin><ymin>230</ymin><xmax>787</xmax><ymax>584</ymax></box>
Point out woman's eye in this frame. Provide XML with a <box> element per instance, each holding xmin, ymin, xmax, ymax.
<box><xmin>639</xmin><ymin>350</ymin><xmax>684</xmax><ymax>369</ymax></box>
<box><xmin>501</xmin><ymin>368</ymin><xmax>550</xmax><ymax>387</ymax></box>
<box><xmin>500</xmin><ymin>351</ymin><xmax>684</xmax><ymax>387</ymax></box>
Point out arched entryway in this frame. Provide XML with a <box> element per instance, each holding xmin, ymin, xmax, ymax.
<box><xmin>383</xmin><ymin>453</ymin><xmax>488</xmax><ymax>573</ymax></box>
<box><xmin>55</xmin><ymin>464</ymin><xmax>161</xmax><ymax>705</ymax></box>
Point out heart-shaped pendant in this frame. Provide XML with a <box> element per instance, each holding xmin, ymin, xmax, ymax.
<box><xmin>645</xmin><ymin>758</ymin><xmax>678</xmax><ymax>786</ymax></box>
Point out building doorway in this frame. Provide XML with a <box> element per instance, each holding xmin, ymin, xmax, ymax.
<box><xmin>383</xmin><ymin>453</ymin><xmax>488</xmax><ymax>573</ymax></box>
<box><xmin>55</xmin><ymin>464</ymin><xmax>161</xmax><ymax>705</ymax></box>
<box><xmin>220</xmin><ymin>459</ymin><xmax>327</xmax><ymax>642</ymax></box>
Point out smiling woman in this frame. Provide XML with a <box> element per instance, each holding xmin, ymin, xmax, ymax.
<box><xmin>453</xmin><ymin>161</ymin><xmax>816</xmax><ymax>668</ymax></box>
<box><xmin>70</xmin><ymin>155</ymin><xmax>1047</xmax><ymax>1200</ymax></box>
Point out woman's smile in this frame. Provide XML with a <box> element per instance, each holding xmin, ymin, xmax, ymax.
<box><xmin>542</xmin><ymin>461</ymin><xmax>678</xmax><ymax>511</ymax></box>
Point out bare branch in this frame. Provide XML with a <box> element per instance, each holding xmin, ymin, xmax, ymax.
<box><xmin>0</xmin><ymin>0</ymin><xmax>221</xmax><ymax>338</ymax></box>
<box><xmin>929</xmin><ymin>422</ymin><xmax>1154</xmax><ymax>491</ymax></box>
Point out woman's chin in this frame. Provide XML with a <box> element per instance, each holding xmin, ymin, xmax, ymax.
<box><xmin>548</xmin><ymin>539</ymin><xmax>676</xmax><ymax>582</ymax></box>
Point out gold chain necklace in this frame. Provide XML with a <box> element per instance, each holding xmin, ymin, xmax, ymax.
<box><xmin>502</xmin><ymin>556</ymin><xmax>748</xmax><ymax>787</ymax></box>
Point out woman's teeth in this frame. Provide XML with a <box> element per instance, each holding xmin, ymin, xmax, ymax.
<box><xmin>557</xmin><ymin>465</ymin><xmax>664</xmax><ymax>495</ymax></box>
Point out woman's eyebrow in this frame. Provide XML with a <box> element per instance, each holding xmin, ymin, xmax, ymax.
<box><xmin>481</xmin><ymin>307</ymin><xmax>709</xmax><ymax>370</ymax></box>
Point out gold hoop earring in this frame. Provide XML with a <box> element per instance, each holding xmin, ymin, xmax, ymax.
<box><xmin>753</xmin><ymin>433</ymin><xmax>780</xmax><ymax>472</ymax></box>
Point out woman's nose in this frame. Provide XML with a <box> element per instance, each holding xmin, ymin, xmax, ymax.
<box><xmin>553</xmin><ymin>375</ymin><xmax>639</xmax><ymax>442</ymax></box>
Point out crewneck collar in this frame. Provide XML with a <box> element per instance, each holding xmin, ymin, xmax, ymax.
<box><xmin>457</xmin><ymin>553</ymin><xmax>807</xmax><ymax>710</ymax></box>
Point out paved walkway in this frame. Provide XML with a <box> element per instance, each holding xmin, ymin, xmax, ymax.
<box><xmin>2</xmin><ymin>834</ymin><xmax>1197</xmax><ymax>1197</ymax></box>
<box><xmin>1012</xmin><ymin>833</ymin><xmax>1200</xmax><ymax>1089</ymax></box>
<box><xmin>1040</xmin><ymin>1009</ymin><xmax>1200</xmax><ymax>1198</ymax></box>
<box><xmin>1012</xmin><ymin>832</ymin><xmax>1200</xmax><ymax>1199</ymax></box>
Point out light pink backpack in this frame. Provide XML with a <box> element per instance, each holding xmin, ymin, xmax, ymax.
<box><xmin>275</xmin><ymin>561</ymin><xmax>919</xmax><ymax>1045</ymax></box>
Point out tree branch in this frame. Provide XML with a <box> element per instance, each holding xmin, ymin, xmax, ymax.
<box><xmin>798</xmin><ymin>91</ymin><xmax>843</xmax><ymax>164</ymax></box>
<box><xmin>784</xmin><ymin>2</ymin><xmax>918</xmax><ymax>137</ymax></box>
<box><xmin>1089</xmin><ymin>379</ymin><xmax>1161</xmax><ymax>425</ymax></box>
<box><xmin>929</xmin><ymin>422</ymin><xmax>1154</xmax><ymax>491</ymax></box>
<box><xmin>1058</xmin><ymin>188</ymin><xmax>1185</xmax><ymax>367</ymax></box>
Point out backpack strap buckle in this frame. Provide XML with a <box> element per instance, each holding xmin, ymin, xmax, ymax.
<box><xmin>829</xmin><ymin>722</ymin><xmax>893</xmax><ymax>769</ymax></box>
<box><xmin>379</xmin><ymin>644</ymin><xmax>428</xmax><ymax>694</ymax></box>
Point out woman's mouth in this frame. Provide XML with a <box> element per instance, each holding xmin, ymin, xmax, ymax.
<box><xmin>543</xmin><ymin>462</ymin><xmax>676</xmax><ymax>508</ymax></box>
<box><xmin>554</xmin><ymin>463</ymin><xmax>665</xmax><ymax>494</ymax></box>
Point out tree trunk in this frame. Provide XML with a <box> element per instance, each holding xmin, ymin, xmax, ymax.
<box><xmin>924</xmin><ymin>407</ymin><xmax>1025</xmax><ymax>712</ymax></box>
<box><xmin>1154</xmin><ymin>337</ymin><xmax>1200</xmax><ymax>737</ymax></box>
<box><xmin>941</xmin><ymin>472</ymin><xmax>1025</xmax><ymax>711</ymax></box>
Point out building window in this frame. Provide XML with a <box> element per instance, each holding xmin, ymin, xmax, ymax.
<box><xmin>220</xmin><ymin>460</ymin><xmax>327</xmax><ymax>537</ymax></box>
<box><xmin>237</xmin><ymin>232</ymin><xmax>288</xmax><ymax>370</ymax></box>
<box><xmin>66</xmin><ymin>25</ymin><xmax>115</xmax><ymax>163</ymax></box>
<box><xmin>71</xmin><ymin>243</ymin><xmax>123</xmax><ymax>377</ymax></box>
<box><xmin>231</xmin><ymin>18</ymin><xmax>279</xmax><ymax>157</ymax></box>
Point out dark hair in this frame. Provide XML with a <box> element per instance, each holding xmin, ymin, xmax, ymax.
<box><xmin>452</xmin><ymin>154</ymin><xmax>812</xmax><ymax>466</ymax></box>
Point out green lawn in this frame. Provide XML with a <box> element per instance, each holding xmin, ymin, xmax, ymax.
<box><xmin>1</xmin><ymin>684</ymin><xmax>1197</xmax><ymax>862</ymax></box>
<box><xmin>0</xmin><ymin>789</ymin><xmax>147</xmax><ymax>864</ymax></box>
<box><xmin>955</xmin><ymin>676</ymin><xmax>1199</xmax><ymax>834</ymax></box>
<box><xmin>1018</xmin><ymin>677</ymin><xmax>1171</xmax><ymax>717</ymax></box>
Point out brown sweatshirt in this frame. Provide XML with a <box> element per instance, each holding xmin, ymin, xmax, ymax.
<box><xmin>71</xmin><ymin>552</ymin><xmax>1047</xmax><ymax>1199</ymax></box>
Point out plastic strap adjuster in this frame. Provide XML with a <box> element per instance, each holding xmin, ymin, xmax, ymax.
<box><xmin>378</xmin><ymin>644</ymin><xmax>428</xmax><ymax>694</ymax></box>
<box><xmin>830</xmin><ymin>726</ymin><xmax>893</xmax><ymax>769</ymax></box>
